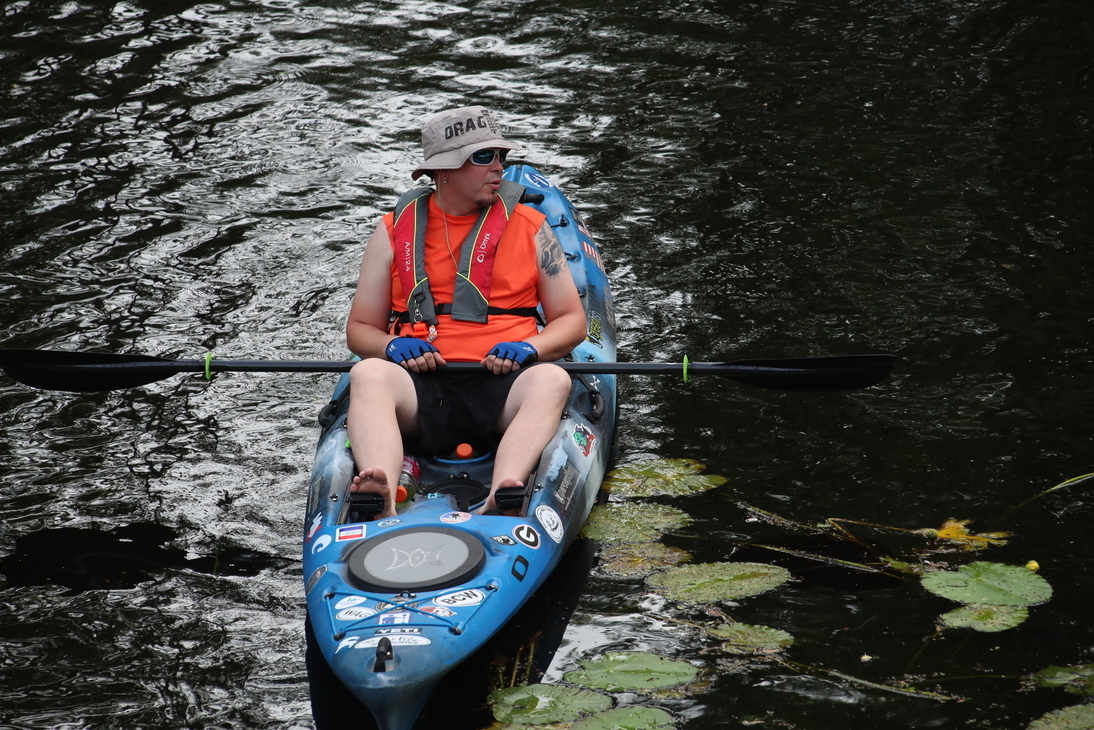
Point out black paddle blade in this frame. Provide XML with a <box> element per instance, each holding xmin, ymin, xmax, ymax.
<box><xmin>713</xmin><ymin>354</ymin><xmax>897</xmax><ymax>392</ymax></box>
<box><xmin>0</xmin><ymin>349</ymin><xmax>195</xmax><ymax>392</ymax></box>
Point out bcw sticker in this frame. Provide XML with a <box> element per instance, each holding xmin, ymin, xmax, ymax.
<box><xmin>434</xmin><ymin>589</ymin><xmax>486</xmax><ymax>608</ymax></box>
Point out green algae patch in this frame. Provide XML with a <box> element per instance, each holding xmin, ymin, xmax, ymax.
<box><xmin>572</xmin><ymin>706</ymin><xmax>675</xmax><ymax>729</ymax></box>
<box><xmin>490</xmin><ymin>684</ymin><xmax>611</xmax><ymax>725</ymax></box>
<box><xmin>603</xmin><ymin>458</ymin><xmax>726</xmax><ymax>498</ymax></box>
<box><xmin>598</xmin><ymin>542</ymin><xmax>691</xmax><ymax>578</ymax></box>
<box><xmin>707</xmin><ymin>622</ymin><xmax>795</xmax><ymax>654</ymax></box>
<box><xmin>921</xmin><ymin>561</ymin><xmax>1052</xmax><ymax>607</ymax></box>
<box><xmin>563</xmin><ymin>652</ymin><xmax>699</xmax><ymax>692</ymax></box>
<box><xmin>648</xmin><ymin>562</ymin><xmax>791</xmax><ymax>603</ymax></box>
<box><xmin>582</xmin><ymin>502</ymin><xmax>691</xmax><ymax>544</ymax></box>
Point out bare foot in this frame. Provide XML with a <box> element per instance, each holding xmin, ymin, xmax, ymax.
<box><xmin>351</xmin><ymin>467</ymin><xmax>397</xmax><ymax>518</ymax></box>
<box><xmin>480</xmin><ymin>477</ymin><xmax>523</xmax><ymax>515</ymax></box>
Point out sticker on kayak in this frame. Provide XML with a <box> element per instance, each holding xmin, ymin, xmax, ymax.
<box><xmin>354</xmin><ymin>636</ymin><xmax>430</xmax><ymax>648</ymax></box>
<box><xmin>375</xmin><ymin>601</ymin><xmax>419</xmax><ymax>611</ymax></box>
<box><xmin>535</xmin><ymin>505</ymin><xmax>565</xmax><ymax>543</ymax></box>
<box><xmin>378</xmin><ymin>611</ymin><xmax>412</xmax><ymax>625</ymax></box>
<box><xmin>334</xmin><ymin>595</ymin><xmax>368</xmax><ymax>610</ymax></box>
<box><xmin>305</xmin><ymin>564</ymin><xmax>326</xmax><ymax>594</ymax></box>
<box><xmin>512</xmin><ymin>523</ymin><xmax>541</xmax><ymax>550</ymax></box>
<box><xmin>439</xmin><ymin>511</ymin><xmax>472</xmax><ymax>524</ymax></box>
<box><xmin>525</xmin><ymin>171</ymin><xmax>552</xmax><ymax>189</ymax></box>
<box><xmin>573</xmin><ymin>424</ymin><xmax>595</xmax><ymax>457</ymax></box>
<box><xmin>306</xmin><ymin>513</ymin><xmax>323</xmax><ymax>541</ymax></box>
<box><xmin>336</xmin><ymin>606</ymin><xmax>377</xmax><ymax>621</ymax></box>
<box><xmin>336</xmin><ymin>634</ymin><xmax>431</xmax><ymax>652</ymax></box>
<box><xmin>336</xmin><ymin>524</ymin><xmax>366</xmax><ymax>541</ymax></box>
<box><xmin>491</xmin><ymin>534</ymin><xmax>516</xmax><ymax>546</ymax></box>
<box><xmin>434</xmin><ymin>589</ymin><xmax>486</xmax><ymax>608</ymax></box>
<box><xmin>377</xmin><ymin>518</ymin><xmax>402</xmax><ymax>528</ymax></box>
<box><xmin>310</xmin><ymin>534</ymin><xmax>332</xmax><ymax>554</ymax></box>
<box><xmin>375</xmin><ymin>627</ymin><xmax>422</xmax><ymax>635</ymax></box>
<box><xmin>419</xmin><ymin>605</ymin><xmax>455</xmax><ymax>618</ymax></box>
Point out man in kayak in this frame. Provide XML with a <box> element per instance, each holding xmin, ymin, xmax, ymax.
<box><xmin>343</xmin><ymin>105</ymin><xmax>587</xmax><ymax>518</ymax></box>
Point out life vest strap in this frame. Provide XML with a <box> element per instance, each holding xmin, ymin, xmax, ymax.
<box><xmin>390</xmin><ymin>304</ymin><xmax>544</xmax><ymax>326</ymax></box>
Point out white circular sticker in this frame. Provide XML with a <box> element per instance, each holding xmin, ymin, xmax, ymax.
<box><xmin>311</xmin><ymin>534</ymin><xmax>332</xmax><ymax>554</ymax></box>
<box><xmin>334</xmin><ymin>595</ymin><xmax>368</xmax><ymax>610</ymax></box>
<box><xmin>336</xmin><ymin>607</ymin><xmax>377</xmax><ymax>621</ymax></box>
<box><xmin>535</xmin><ymin>505</ymin><xmax>565</xmax><ymax>543</ymax></box>
<box><xmin>512</xmin><ymin>523</ymin><xmax>541</xmax><ymax>550</ymax></box>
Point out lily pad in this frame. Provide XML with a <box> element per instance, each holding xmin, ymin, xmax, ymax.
<box><xmin>920</xmin><ymin>561</ymin><xmax>1053</xmax><ymax>606</ymax></box>
<box><xmin>604</xmin><ymin>459</ymin><xmax>726</xmax><ymax>498</ymax></box>
<box><xmin>707</xmin><ymin>622</ymin><xmax>795</xmax><ymax>654</ymax></box>
<box><xmin>598</xmin><ymin>543</ymin><xmax>690</xmax><ymax>578</ymax></box>
<box><xmin>1028</xmin><ymin>703</ymin><xmax>1094</xmax><ymax>730</ymax></box>
<box><xmin>582</xmin><ymin>503</ymin><xmax>691</xmax><ymax>544</ymax></box>
<box><xmin>490</xmin><ymin>684</ymin><xmax>611</xmax><ymax>725</ymax></box>
<box><xmin>1036</xmin><ymin>665</ymin><xmax>1094</xmax><ymax>696</ymax></box>
<box><xmin>563</xmin><ymin>652</ymin><xmax>699</xmax><ymax>692</ymax></box>
<box><xmin>572</xmin><ymin>706</ymin><xmax>675</xmax><ymax>730</ymax></box>
<box><xmin>939</xmin><ymin>604</ymin><xmax>1029</xmax><ymax>632</ymax></box>
<box><xmin>647</xmin><ymin>562</ymin><xmax>792</xmax><ymax>603</ymax></box>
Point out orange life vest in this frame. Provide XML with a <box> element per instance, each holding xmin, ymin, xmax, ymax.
<box><xmin>385</xmin><ymin>184</ymin><xmax>545</xmax><ymax>361</ymax></box>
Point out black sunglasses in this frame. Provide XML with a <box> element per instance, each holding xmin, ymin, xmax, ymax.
<box><xmin>470</xmin><ymin>148</ymin><xmax>508</xmax><ymax>166</ymax></box>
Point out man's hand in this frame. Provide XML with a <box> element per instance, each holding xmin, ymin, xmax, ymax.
<box><xmin>482</xmin><ymin>341</ymin><xmax>538</xmax><ymax>374</ymax></box>
<box><xmin>386</xmin><ymin>337</ymin><xmax>446</xmax><ymax>372</ymax></box>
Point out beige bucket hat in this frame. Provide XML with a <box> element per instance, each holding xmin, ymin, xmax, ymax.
<box><xmin>411</xmin><ymin>105</ymin><xmax>524</xmax><ymax>179</ymax></box>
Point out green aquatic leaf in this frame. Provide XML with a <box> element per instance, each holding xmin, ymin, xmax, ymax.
<box><xmin>1036</xmin><ymin>664</ymin><xmax>1094</xmax><ymax>696</ymax></box>
<box><xmin>707</xmin><ymin>622</ymin><xmax>795</xmax><ymax>654</ymax></box>
<box><xmin>647</xmin><ymin>562</ymin><xmax>792</xmax><ymax>603</ymax></box>
<box><xmin>563</xmin><ymin>652</ymin><xmax>699</xmax><ymax>692</ymax></box>
<box><xmin>571</xmin><ymin>706</ymin><xmax>675</xmax><ymax>730</ymax></box>
<box><xmin>920</xmin><ymin>561</ymin><xmax>1053</xmax><ymax>606</ymax></box>
<box><xmin>604</xmin><ymin>458</ymin><xmax>726</xmax><ymax>498</ymax></box>
<box><xmin>490</xmin><ymin>684</ymin><xmax>611</xmax><ymax>725</ymax></box>
<box><xmin>939</xmin><ymin>604</ymin><xmax>1029</xmax><ymax>632</ymax></box>
<box><xmin>582</xmin><ymin>502</ymin><xmax>691</xmax><ymax>544</ymax></box>
<box><xmin>598</xmin><ymin>542</ymin><xmax>690</xmax><ymax>578</ymax></box>
<box><xmin>1027</xmin><ymin>703</ymin><xmax>1094</xmax><ymax>730</ymax></box>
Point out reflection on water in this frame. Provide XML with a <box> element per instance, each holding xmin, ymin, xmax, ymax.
<box><xmin>2</xmin><ymin>0</ymin><xmax>1093</xmax><ymax>727</ymax></box>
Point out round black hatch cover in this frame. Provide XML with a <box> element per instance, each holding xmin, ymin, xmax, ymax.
<box><xmin>346</xmin><ymin>526</ymin><xmax>486</xmax><ymax>593</ymax></box>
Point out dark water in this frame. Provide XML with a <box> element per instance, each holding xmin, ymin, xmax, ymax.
<box><xmin>2</xmin><ymin>0</ymin><xmax>1093</xmax><ymax>727</ymax></box>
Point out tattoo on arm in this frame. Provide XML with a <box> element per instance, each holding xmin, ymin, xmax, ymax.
<box><xmin>536</xmin><ymin>222</ymin><xmax>567</xmax><ymax>279</ymax></box>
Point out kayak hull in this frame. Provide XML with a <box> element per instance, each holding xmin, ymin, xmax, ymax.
<box><xmin>302</xmin><ymin>166</ymin><xmax>617</xmax><ymax>729</ymax></box>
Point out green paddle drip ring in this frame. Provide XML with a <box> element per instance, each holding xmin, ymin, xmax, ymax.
<box><xmin>682</xmin><ymin>354</ymin><xmax>689</xmax><ymax>383</ymax></box>
<box><xmin>203</xmin><ymin>352</ymin><xmax>214</xmax><ymax>381</ymax></box>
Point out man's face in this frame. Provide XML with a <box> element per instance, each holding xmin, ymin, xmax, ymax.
<box><xmin>446</xmin><ymin>148</ymin><xmax>505</xmax><ymax>209</ymax></box>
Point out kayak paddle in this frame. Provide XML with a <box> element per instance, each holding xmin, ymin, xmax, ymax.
<box><xmin>0</xmin><ymin>348</ymin><xmax>896</xmax><ymax>393</ymax></box>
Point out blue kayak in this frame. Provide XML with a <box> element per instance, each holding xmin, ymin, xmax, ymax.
<box><xmin>301</xmin><ymin>165</ymin><xmax>618</xmax><ymax>730</ymax></box>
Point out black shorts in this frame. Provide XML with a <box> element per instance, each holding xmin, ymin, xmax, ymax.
<box><xmin>407</xmin><ymin>366</ymin><xmax>534</xmax><ymax>456</ymax></box>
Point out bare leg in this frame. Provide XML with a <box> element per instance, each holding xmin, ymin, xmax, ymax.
<box><xmin>481</xmin><ymin>364</ymin><xmax>571</xmax><ymax>513</ymax></box>
<box><xmin>346</xmin><ymin>358</ymin><xmax>421</xmax><ymax>518</ymax></box>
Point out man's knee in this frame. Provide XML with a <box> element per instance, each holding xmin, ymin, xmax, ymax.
<box><xmin>350</xmin><ymin>358</ymin><xmax>405</xmax><ymax>393</ymax></box>
<box><xmin>520</xmin><ymin>364</ymin><xmax>573</xmax><ymax>403</ymax></box>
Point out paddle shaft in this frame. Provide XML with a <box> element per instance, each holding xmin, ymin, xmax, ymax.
<box><xmin>0</xmin><ymin>349</ymin><xmax>896</xmax><ymax>393</ymax></box>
